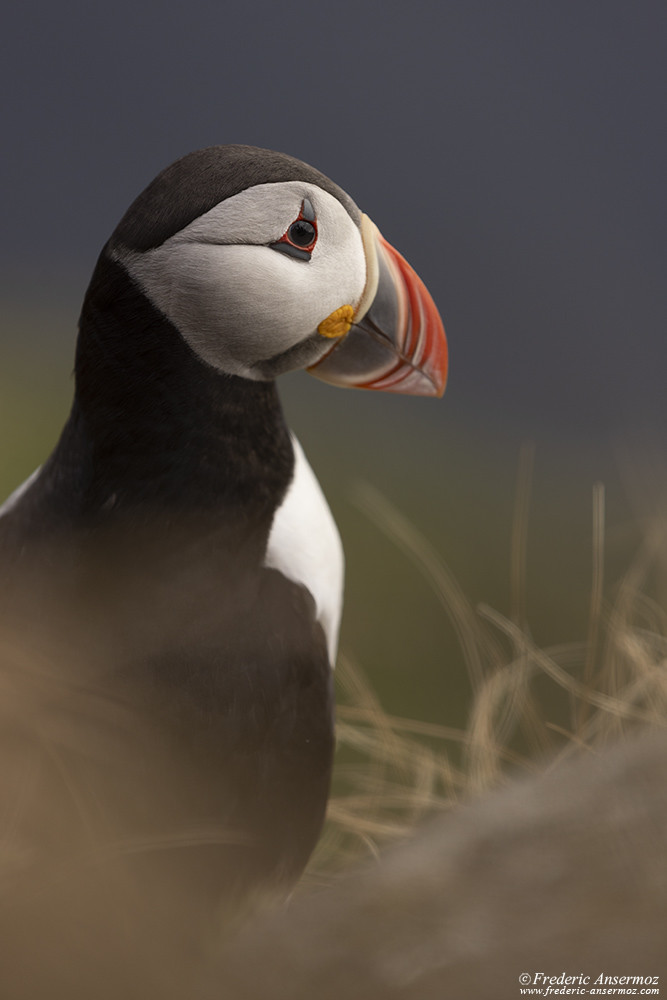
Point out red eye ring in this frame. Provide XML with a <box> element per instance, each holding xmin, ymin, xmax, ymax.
<box><xmin>270</xmin><ymin>199</ymin><xmax>318</xmax><ymax>261</ymax></box>
<box><xmin>285</xmin><ymin>218</ymin><xmax>317</xmax><ymax>250</ymax></box>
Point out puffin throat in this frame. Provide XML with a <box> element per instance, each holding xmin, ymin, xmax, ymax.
<box><xmin>72</xmin><ymin>255</ymin><xmax>294</xmax><ymax>520</ymax></box>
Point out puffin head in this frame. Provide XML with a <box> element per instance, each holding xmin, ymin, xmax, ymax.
<box><xmin>106</xmin><ymin>145</ymin><xmax>447</xmax><ymax>396</ymax></box>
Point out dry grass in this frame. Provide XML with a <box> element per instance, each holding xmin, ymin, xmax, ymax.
<box><xmin>1</xmin><ymin>449</ymin><xmax>667</xmax><ymax>995</ymax></box>
<box><xmin>312</xmin><ymin>453</ymin><xmax>667</xmax><ymax>874</ymax></box>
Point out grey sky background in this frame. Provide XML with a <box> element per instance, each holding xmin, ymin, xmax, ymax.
<box><xmin>2</xmin><ymin>1</ymin><xmax>666</xmax><ymax>442</ymax></box>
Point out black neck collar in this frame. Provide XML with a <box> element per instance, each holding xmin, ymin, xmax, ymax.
<box><xmin>55</xmin><ymin>255</ymin><xmax>294</xmax><ymax>525</ymax></box>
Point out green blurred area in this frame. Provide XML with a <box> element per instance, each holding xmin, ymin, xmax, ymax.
<box><xmin>0</xmin><ymin>301</ymin><xmax>640</xmax><ymax>737</ymax></box>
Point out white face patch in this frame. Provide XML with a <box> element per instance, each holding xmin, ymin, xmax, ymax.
<box><xmin>113</xmin><ymin>182</ymin><xmax>367</xmax><ymax>380</ymax></box>
<box><xmin>264</xmin><ymin>436</ymin><xmax>344</xmax><ymax>666</ymax></box>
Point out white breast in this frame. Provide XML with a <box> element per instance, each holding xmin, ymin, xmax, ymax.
<box><xmin>264</xmin><ymin>436</ymin><xmax>344</xmax><ymax>665</ymax></box>
<box><xmin>1</xmin><ymin>453</ymin><xmax>345</xmax><ymax>664</ymax></box>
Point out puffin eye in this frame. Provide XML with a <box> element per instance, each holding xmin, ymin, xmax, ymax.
<box><xmin>288</xmin><ymin>219</ymin><xmax>316</xmax><ymax>247</ymax></box>
<box><xmin>270</xmin><ymin>198</ymin><xmax>318</xmax><ymax>262</ymax></box>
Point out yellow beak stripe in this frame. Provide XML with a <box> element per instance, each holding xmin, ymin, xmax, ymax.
<box><xmin>317</xmin><ymin>304</ymin><xmax>355</xmax><ymax>339</ymax></box>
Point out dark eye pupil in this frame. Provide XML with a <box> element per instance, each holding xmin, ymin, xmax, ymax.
<box><xmin>288</xmin><ymin>220</ymin><xmax>316</xmax><ymax>247</ymax></box>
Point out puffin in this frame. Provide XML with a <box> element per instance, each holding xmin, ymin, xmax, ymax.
<box><xmin>0</xmin><ymin>145</ymin><xmax>447</xmax><ymax>927</ymax></box>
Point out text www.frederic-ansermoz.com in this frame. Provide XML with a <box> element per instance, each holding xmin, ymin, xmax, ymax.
<box><xmin>518</xmin><ymin>972</ymin><xmax>660</xmax><ymax>996</ymax></box>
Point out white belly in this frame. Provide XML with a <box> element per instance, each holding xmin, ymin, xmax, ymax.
<box><xmin>264</xmin><ymin>435</ymin><xmax>344</xmax><ymax>665</ymax></box>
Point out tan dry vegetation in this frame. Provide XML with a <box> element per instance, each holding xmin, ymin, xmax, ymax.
<box><xmin>0</xmin><ymin>456</ymin><xmax>666</xmax><ymax>995</ymax></box>
<box><xmin>312</xmin><ymin>457</ymin><xmax>667</xmax><ymax>875</ymax></box>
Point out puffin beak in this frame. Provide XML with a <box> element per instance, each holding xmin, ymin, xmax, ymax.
<box><xmin>308</xmin><ymin>215</ymin><xmax>448</xmax><ymax>397</ymax></box>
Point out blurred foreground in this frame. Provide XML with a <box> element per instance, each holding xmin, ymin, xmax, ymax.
<box><xmin>2</xmin><ymin>318</ymin><xmax>667</xmax><ymax>994</ymax></box>
<box><xmin>1</xmin><ymin>481</ymin><xmax>667</xmax><ymax>996</ymax></box>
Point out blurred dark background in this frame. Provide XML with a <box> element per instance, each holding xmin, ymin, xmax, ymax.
<box><xmin>1</xmin><ymin>1</ymin><xmax>666</xmax><ymax>728</ymax></box>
